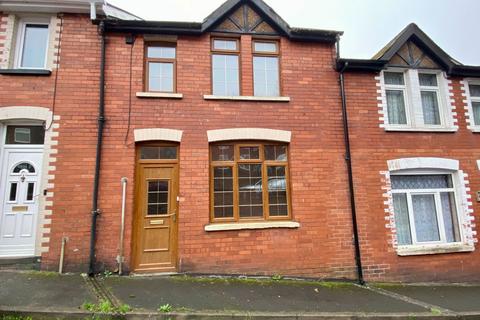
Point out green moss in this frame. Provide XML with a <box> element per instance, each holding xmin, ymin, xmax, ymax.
<box><xmin>169</xmin><ymin>275</ymin><xmax>355</xmax><ymax>288</ymax></box>
<box><xmin>25</xmin><ymin>270</ymin><xmax>59</xmax><ymax>278</ymax></box>
<box><xmin>372</xmin><ymin>282</ymin><xmax>406</xmax><ymax>289</ymax></box>
<box><xmin>1</xmin><ymin>316</ymin><xmax>33</xmax><ymax>320</ymax></box>
<box><xmin>81</xmin><ymin>300</ymin><xmax>131</xmax><ymax>315</ymax></box>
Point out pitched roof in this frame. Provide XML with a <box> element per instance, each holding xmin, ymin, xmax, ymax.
<box><xmin>102</xmin><ymin>0</ymin><xmax>342</xmax><ymax>43</ymax></box>
<box><xmin>338</xmin><ymin>23</ymin><xmax>480</xmax><ymax>76</ymax></box>
<box><xmin>372</xmin><ymin>23</ymin><xmax>460</xmax><ymax>69</ymax></box>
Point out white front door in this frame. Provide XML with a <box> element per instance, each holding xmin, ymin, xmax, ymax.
<box><xmin>0</xmin><ymin>149</ymin><xmax>43</xmax><ymax>257</ymax></box>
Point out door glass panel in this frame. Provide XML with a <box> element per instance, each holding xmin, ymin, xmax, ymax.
<box><xmin>26</xmin><ymin>183</ymin><xmax>35</xmax><ymax>201</ymax></box>
<box><xmin>9</xmin><ymin>182</ymin><xmax>18</xmax><ymax>202</ymax></box>
<box><xmin>12</xmin><ymin>162</ymin><xmax>35</xmax><ymax>174</ymax></box>
<box><xmin>140</xmin><ymin>146</ymin><xmax>177</xmax><ymax>160</ymax></box>
<box><xmin>147</xmin><ymin>180</ymin><xmax>169</xmax><ymax>215</ymax></box>
<box><xmin>6</xmin><ymin>126</ymin><xmax>45</xmax><ymax>145</ymax></box>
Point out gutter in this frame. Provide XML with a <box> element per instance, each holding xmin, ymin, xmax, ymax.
<box><xmin>88</xmin><ymin>20</ymin><xmax>106</xmax><ymax>276</ymax></box>
<box><xmin>337</xmin><ymin>40</ymin><xmax>365</xmax><ymax>285</ymax></box>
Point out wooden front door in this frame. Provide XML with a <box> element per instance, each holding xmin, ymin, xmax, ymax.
<box><xmin>133</xmin><ymin>146</ymin><xmax>179</xmax><ymax>272</ymax></box>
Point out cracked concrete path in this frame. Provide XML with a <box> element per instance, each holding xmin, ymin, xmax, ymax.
<box><xmin>1</xmin><ymin>270</ymin><xmax>480</xmax><ymax>319</ymax></box>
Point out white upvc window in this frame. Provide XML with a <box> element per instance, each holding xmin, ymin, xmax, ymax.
<box><xmin>391</xmin><ymin>173</ymin><xmax>462</xmax><ymax>247</ymax></box>
<box><xmin>14</xmin><ymin>18</ymin><xmax>50</xmax><ymax>69</ymax></box>
<box><xmin>382</xmin><ymin>69</ymin><xmax>453</xmax><ymax>131</ymax></box>
<box><xmin>465</xmin><ymin>80</ymin><xmax>480</xmax><ymax>131</ymax></box>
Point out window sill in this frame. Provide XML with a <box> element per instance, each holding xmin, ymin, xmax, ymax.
<box><xmin>469</xmin><ymin>127</ymin><xmax>480</xmax><ymax>133</ymax></box>
<box><xmin>384</xmin><ymin>126</ymin><xmax>458</xmax><ymax>133</ymax></box>
<box><xmin>136</xmin><ymin>92</ymin><xmax>183</xmax><ymax>99</ymax></box>
<box><xmin>0</xmin><ymin>69</ymin><xmax>51</xmax><ymax>76</ymax></box>
<box><xmin>397</xmin><ymin>243</ymin><xmax>474</xmax><ymax>256</ymax></box>
<box><xmin>204</xmin><ymin>221</ymin><xmax>300</xmax><ymax>232</ymax></box>
<box><xmin>203</xmin><ymin>95</ymin><xmax>290</xmax><ymax>102</ymax></box>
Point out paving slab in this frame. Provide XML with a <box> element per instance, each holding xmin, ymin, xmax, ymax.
<box><xmin>376</xmin><ymin>284</ymin><xmax>480</xmax><ymax>313</ymax></box>
<box><xmin>0</xmin><ymin>271</ymin><xmax>96</xmax><ymax>310</ymax></box>
<box><xmin>103</xmin><ymin>275</ymin><xmax>426</xmax><ymax>313</ymax></box>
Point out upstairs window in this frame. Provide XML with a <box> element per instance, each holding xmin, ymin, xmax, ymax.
<box><xmin>211</xmin><ymin>38</ymin><xmax>240</xmax><ymax>96</ymax></box>
<box><xmin>16</xmin><ymin>21</ymin><xmax>49</xmax><ymax>69</ymax></box>
<box><xmin>210</xmin><ymin>142</ymin><xmax>291</xmax><ymax>223</ymax></box>
<box><xmin>145</xmin><ymin>44</ymin><xmax>176</xmax><ymax>93</ymax></box>
<box><xmin>382</xmin><ymin>69</ymin><xmax>451</xmax><ymax>130</ymax></box>
<box><xmin>466</xmin><ymin>82</ymin><xmax>480</xmax><ymax>129</ymax></box>
<box><xmin>253</xmin><ymin>40</ymin><xmax>280</xmax><ymax>97</ymax></box>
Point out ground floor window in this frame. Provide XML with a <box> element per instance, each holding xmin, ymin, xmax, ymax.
<box><xmin>210</xmin><ymin>142</ymin><xmax>291</xmax><ymax>223</ymax></box>
<box><xmin>391</xmin><ymin>173</ymin><xmax>462</xmax><ymax>246</ymax></box>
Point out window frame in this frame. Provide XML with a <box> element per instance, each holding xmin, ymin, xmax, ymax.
<box><xmin>391</xmin><ymin>171</ymin><xmax>464</xmax><ymax>248</ymax></box>
<box><xmin>465</xmin><ymin>79</ymin><xmax>480</xmax><ymax>130</ymax></box>
<box><xmin>252</xmin><ymin>39</ymin><xmax>281</xmax><ymax>97</ymax></box>
<box><xmin>381</xmin><ymin>68</ymin><xmax>452</xmax><ymax>130</ymax></box>
<box><xmin>383</xmin><ymin>70</ymin><xmax>410</xmax><ymax>128</ymax></box>
<box><xmin>136</xmin><ymin>142</ymin><xmax>179</xmax><ymax>165</ymax></box>
<box><xmin>14</xmin><ymin>18</ymin><xmax>50</xmax><ymax>70</ymax></box>
<box><xmin>209</xmin><ymin>141</ymin><xmax>292</xmax><ymax>223</ymax></box>
<box><xmin>210</xmin><ymin>36</ymin><xmax>241</xmax><ymax>96</ymax></box>
<box><xmin>144</xmin><ymin>42</ymin><xmax>177</xmax><ymax>93</ymax></box>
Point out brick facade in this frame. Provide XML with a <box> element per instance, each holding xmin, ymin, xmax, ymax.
<box><xmin>344</xmin><ymin>72</ymin><xmax>480</xmax><ymax>282</ymax></box>
<box><xmin>1</xmin><ymin>0</ymin><xmax>479</xmax><ymax>283</ymax></box>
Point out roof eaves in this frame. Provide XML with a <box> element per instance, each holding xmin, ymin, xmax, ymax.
<box><xmin>336</xmin><ymin>58</ymin><xmax>388</xmax><ymax>72</ymax></box>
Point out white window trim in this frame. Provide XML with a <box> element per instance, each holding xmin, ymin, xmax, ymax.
<box><xmin>463</xmin><ymin>79</ymin><xmax>480</xmax><ymax>132</ymax></box>
<box><xmin>386</xmin><ymin>157</ymin><xmax>475</xmax><ymax>256</ymax></box>
<box><xmin>381</xmin><ymin>68</ymin><xmax>455</xmax><ymax>131</ymax></box>
<box><xmin>14</xmin><ymin>17</ymin><xmax>50</xmax><ymax>70</ymax></box>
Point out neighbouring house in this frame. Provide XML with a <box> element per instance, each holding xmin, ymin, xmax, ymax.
<box><xmin>338</xmin><ymin>23</ymin><xmax>480</xmax><ymax>282</ymax></box>
<box><xmin>0</xmin><ymin>0</ymin><xmax>478</xmax><ymax>283</ymax></box>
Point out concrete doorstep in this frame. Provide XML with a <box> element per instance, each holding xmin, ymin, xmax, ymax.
<box><xmin>1</xmin><ymin>270</ymin><xmax>480</xmax><ymax>319</ymax></box>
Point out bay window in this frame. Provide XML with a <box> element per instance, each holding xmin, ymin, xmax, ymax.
<box><xmin>210</xmin><ymin>142</ymin><xmax>290</xmax><ymax>222</ymax></box>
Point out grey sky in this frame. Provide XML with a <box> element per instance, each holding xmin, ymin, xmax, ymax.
<box><xmin>109</xmin><ymin>0</ymin><xmax>480</xmax><ymax>65</ymax></box>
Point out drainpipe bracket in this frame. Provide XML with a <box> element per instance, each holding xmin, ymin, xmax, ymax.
<box><xmin>92</xmin><ymin>209</ymin><xmax>101</xmax><ymax>216</ymax></box>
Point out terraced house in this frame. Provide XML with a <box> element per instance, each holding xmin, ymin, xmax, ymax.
<box><xmin>0</xmin><ymin>0</ymin><xmax>479</xmax><ymax>283</ymax></box>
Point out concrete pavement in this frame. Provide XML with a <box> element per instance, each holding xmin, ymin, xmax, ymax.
<box><xmin>1</xmin><ymin>270</ymin><xmax>480</xmax><ymax>319</ymax></box>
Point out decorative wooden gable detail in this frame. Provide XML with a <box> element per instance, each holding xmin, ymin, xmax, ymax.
<box><xmin>388</xmin><ymin>41</ymin><xmax>440</xmax><ymax>69</ymax></box>
<box><xmin>213</xmin><ymin>4</ymin><xmax>277</xmax><ymax>35</ymax></box>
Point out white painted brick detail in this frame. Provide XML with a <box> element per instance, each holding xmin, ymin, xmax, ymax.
<box><xmin>461</xmin><ymin>79</ymin><xmax>480</xmax><ymax>131</ymax></box>
<box><xmin>0</xmin><ymin>14</ymin><xmax>16</xmax><ymax>69</ymax></box>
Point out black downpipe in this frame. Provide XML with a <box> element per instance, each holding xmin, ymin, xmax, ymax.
<box><xmin>337</xmin><ymin>41</ymin><xmax>365</xmax><ymax>285</ymax></box>
<box><xmin>89</xmin><ymin>21</ymin><xmax>106</xmax><ymax>276</ymax></box>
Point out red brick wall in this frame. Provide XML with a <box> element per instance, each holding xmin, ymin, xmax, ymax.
<box><xmin>85</xmin><ymin>33</ymin><xmax>358</xmax><ymax>278</ymax></box>
<box><xmin>344</xmin><ymin>72</ymin><xmax>480</xmax><ymax>282</ymax></box>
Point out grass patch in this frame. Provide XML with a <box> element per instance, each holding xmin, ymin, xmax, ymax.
<box><xmin>82</xmin><ymin>300</ymin><xmax>131</xmax><ymax>315</ymax></box>
<box><xmin>430</xmin><ymin>308</ymin><xmax>442</xmax><ymax>315</ymax></box>
<box><xmin>25</xmin><ymin>270</ymin><xmax>59</xmax><ymax>278</ymax></box>
<box><xmin>170</xmin><ymin>275</ymin><xmax>355</xmax><ymax>288</ymax></box>
<box><xmin>372</xmin><ymin>282</ymin><xmax>406</xmax><ymax>289</ymax></box>
<box><xmin>158</xmin><ymin>303</ymin><xmax>173</xmax><ymax>313</ymax></box>
<box><xmin>1</xmin><ymin>316</ymin><xmax>33</xmax><ymax>320</ymax></box>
